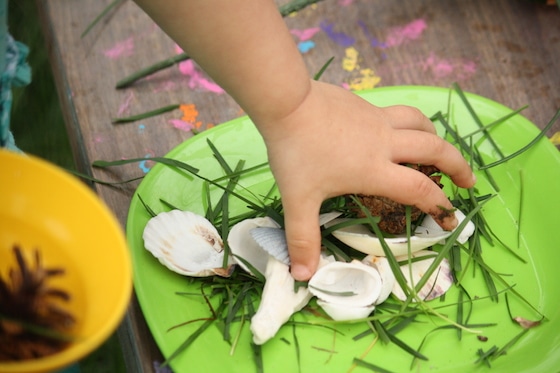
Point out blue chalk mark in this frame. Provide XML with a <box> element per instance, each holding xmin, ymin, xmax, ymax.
<box><xmin>298</xmin><ymin>40</ymin><xmax>316</xmax><ymax>53</ymax></box>
<box><xmin>138</xmin><ymin>124</ymin><xmax>145</xmax><ymax>133</ymax></box>
<box><xmin>139</xmin><ymin>153</ymin><xmax>152</xmax><ymax>173</ymax></box>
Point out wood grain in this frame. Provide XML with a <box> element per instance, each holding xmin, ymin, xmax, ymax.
<box><xmin>37</xmin><ymin>0</ymin><xmax>560</xmax><ymax>371</ymax></box>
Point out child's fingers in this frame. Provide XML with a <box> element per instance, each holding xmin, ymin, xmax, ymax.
<box><xmin>281</xmin><ymin>195</ymin><xmax>323</xmax><ymax>281</ymax></box>
<box><xmin>367</xmin><ymin>163</ymin><xmax>459</xmax><ymax>230</ymax></box>
<box><xmin>389</xmin><ymin>129</ymin><xmax>476</xmax><ymax>189</ymax></box>
<box><xmin>380</xmin><ymin>105</ymin><xmax>437</xmax><ymax>134</ymax></box>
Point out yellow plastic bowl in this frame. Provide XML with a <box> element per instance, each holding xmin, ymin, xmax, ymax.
<box><xmin>0</xmin><ymin>149</ymin><xmax>132</xmax><ymax>373</ymax></box>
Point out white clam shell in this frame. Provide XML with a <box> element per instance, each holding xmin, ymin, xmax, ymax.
<box><xmin>324</xmin><ymin>209</ymin><xmax>475</xmax><ymax>257</ymax></box>
<box><xmin>316</xmin><ymin>300</ymin><xmax>376</xmax><ymax>321</ymax></box>
<box><xmin>392</xmin><ymin>250</ymin><xmax>453</xmax><ymax>301</ymax></box>
<box><xmin>361</xmin><ymin>255</ymin><xmax>396</xmax><ymax>305</ymax></box>
<box><xmin>309</xmin><ymin>260</ymin><xmax>382</xmax><ymax>320</ymax></box>
<box><xmin>142</xmin><ymin>210</ymin><xmax>233</xmax><ymax>277</ymax></box>
<box><xmin>228</xmin><ymin>216</ymin><xmax>281</xmax><ymax>276</ymax></box>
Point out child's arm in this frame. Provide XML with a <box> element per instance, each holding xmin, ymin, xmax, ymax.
<box><xmin>134</xmin><ymin>0</ymin><xmax>476</xmax><ymax>280</ymax></box>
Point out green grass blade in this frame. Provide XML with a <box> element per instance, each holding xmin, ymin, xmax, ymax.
<box><xmin>479</xmin><ymin>108</ymin><xmax>560</xmax><ymax>170</ymax></box>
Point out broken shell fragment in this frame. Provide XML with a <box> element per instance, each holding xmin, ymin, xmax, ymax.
<box><xmin>142</xmin><ymin>210</ymin><xmax>234</xmax><ymax>277</ymax></box>
<box><xmin>251</xmin><ymin>256</ymin><xmax>312</xmax><ymax>345</ymax></box>
<box><xmin>392</xmin><ymin>250</ymin><xmax>453</xmax><ymax>301</ymax></box>
<box><xmin>361</xmin><ymin>255</ymin><xmax>396</xmax><ymax>304</ymax></box>
<box><xmin>308</xmin><ymin>260</ymin><xmax>382</xmax><ymax>321</ymax></box>
<box><xmin>324</xmin><ymin>209</ymin><xmax>475</xmax><ymax>257</ymax></box>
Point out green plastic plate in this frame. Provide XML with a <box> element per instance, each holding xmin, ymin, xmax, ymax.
<box><xmin>126</xmin><ymin>86</ymin><xmax>560</xmax><ymax>372</ymax></box>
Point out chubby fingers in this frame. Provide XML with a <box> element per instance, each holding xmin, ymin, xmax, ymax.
<box><xmin>281</xmin><ymin>194</ymin><xmax>323</xmax><ymax>281</ymax></box>
<box><xmin>389</xmin><ymin>129</ymin><xmax>476</xmax><ymax>189</ymax></box>
<box><xmin>371</xmin><ymin>163</ymin><xmax>460</xmax><ymax>230</ymax></box>
<box><xmin>380</xmin><ymin>105</ymin><xmax>437</xmax><ymax>134</ymax></box>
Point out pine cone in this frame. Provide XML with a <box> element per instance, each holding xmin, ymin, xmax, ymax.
<box><xmin>0</xmin><ymin>246</ymin><xmax>75</xmax><ymax>361</ymax></box>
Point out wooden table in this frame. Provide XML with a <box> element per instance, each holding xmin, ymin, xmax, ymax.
<box><xmin>37</xmin><ymin>0</ymin><xmax>560</xmax><ymax>371</ymax></box>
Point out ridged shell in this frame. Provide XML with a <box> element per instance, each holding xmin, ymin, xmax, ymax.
<box><xmin>142</xmin><ymin>210</ymin><xmax>234</xmax><ymax>277</ymax></box>
<box><xmin>227</xmin><ymin>216</ymin><xmax>281</xmax><ymax>276</ymax></box>
<box><xmin>324</xmin><ymin>209</ymin><xmax>474</xmax><ymax>257</ymax></box>
<box><xmin>250</xmin><ymin>227</ymin><xmax>290</xmax><ymax>265</ymax></box>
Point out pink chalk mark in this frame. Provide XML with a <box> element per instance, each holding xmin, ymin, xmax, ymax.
<box><xmin>169</xmin><ymin>119</ymin><xmax>195</xmax><ymax>132</ymax></box>
<box><xmin>290</xmin><ymin>27</ymin><xmax>321</xmax><ymax>41</ymax></box>
<box><xmin>117</xmin><ymin>91</ymin><xmax>134</xmax><ymax>116</ymax></box>
<box><xmin>421</xmin><ymin>53</ymin><xmax>477</xmax><ymax>80</ymax></box>
<box><xmin>152</xmin><ymin>80</ymin><xmax>177</xmax><ymax>94</ymax></box>
<box><xmin>178</xmin><ymin>60</ymin><xmax>225</xmax><ymax>94</ymax></box>
<box><xmin>339</xmin><ymin>0</ymin><xmax>354</xmax><ymax>5</ymax></box>
<box><xmin>103</xmin><ymin>37</ymin><xmax>135</xmax><ymax>59</ymax></box>
<box><xmin>385</xmin><ymin>19</ymin><xmax>427</xmax><ymax>47</ymax></box>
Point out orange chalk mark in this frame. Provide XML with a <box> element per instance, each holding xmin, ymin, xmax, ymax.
<box><xmin>179</xmin><ymin>104</ymin><xmax>199</xmax><ymax>123</ymax></box>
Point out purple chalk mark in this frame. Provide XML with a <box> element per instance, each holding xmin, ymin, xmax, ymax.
<box><xmin>290</xmin><ymin>27</ymin><xmax>321</xmax><ymax>41</ymax></box>
<box><xmin>357</xmin><ymin>20</ymin><xmax>387</xmax><ymax>49</ymax></box>
<box><xmin>385</xmin><ymin>19</ymin><xmax>427</xmax><ymax>47</ymax></box>
<box><xmin>103</xmin><ymin>37</ymin><xmax>134</xmax><ymax>59</ymax></box>
<box><xmin>320</xmin><ymin>21</ymin><xmax>355</xmax><ymax>47</ymax></box>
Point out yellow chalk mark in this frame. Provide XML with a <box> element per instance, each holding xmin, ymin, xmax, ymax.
<box><xmin>342</xmin><ymin>47</ymin><xmax>359</xmax><ymax>72</ymax></box>
<box><xmin>348</xmin><ymin>68</ymin><xmax>381</xmax><ymax>90</ymax></box>
<box><xmin>550</xmin><ymin>131</ymin><xmax>560</xmax><ymax>146</ymax></box>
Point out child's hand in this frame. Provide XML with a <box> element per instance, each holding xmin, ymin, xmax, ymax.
<box><xmin>258</xmin><ymin>80</ymin><xmax>476</xmax><ymax>281</ymax></box>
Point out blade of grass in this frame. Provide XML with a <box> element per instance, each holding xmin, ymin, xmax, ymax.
<box><xmin>112</xmin><ymin>104</ymin><xmax>180</xmax><ymax>123</ymax></box>
<box><xmin>313</xmin><ymin>56</ymin><xmax>334</xmax><ymax>81</ymax></box>
<box><xmin>81</xmin><ymin>0</ymin><xmax>124</xmax><ymax>38</ymax></box>
<box><xmin>479</xmin><ymin>108</ymin><xmax>560</xmax><ymax>170</ymax></box>
<box><xmin>452</xmin><ymin>83</ymin><xmax>505</xmax><ymax>158</ymax></box>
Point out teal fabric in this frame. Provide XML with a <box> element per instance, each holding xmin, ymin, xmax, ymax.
<box><xmin>0</xmin><ymin>33</ymin><xmax>31</xmax><ymax>152</ymax></box>
<box><xmin>0</xmin><ymin>0</ymin><xmax>32</xmax><ymax>152</ymax></box>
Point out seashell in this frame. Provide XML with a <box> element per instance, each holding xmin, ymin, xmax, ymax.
<box><xmin>361</xmin><ymin>255</ymin><xmax>396</xmax><ymax>304</ymax></box>
<box><xmin>308</xmin><ymin>260</ymin><xmax>382</xmax><ymax>321</ymax></box>
<box><xmin>227</xmin><ymin>216</ymin><xmax>281</xmax><ymax>276</ymax></box>
<box><xmin>251</xmin><ymin>256</ymin><xmax>312</xmax><ymax>345</ymax></box>
<box><xmin>391</xmin><ymin>250</ymin><xmax>453</xmax><ymax>301</ymax></box>
<box><xmin>250</xmin><ymin>227</ymin><xmax>290</xmax><ymax>265</ymax></box>
<box><xmin>324</xmin><ymin>209</ymin><xmax>475</xmax><ymax>257</ymax></box>
<box><xmin>420</xmin><ymin>209</ymin><xmax>475</xmax><ymax>245</ymax></box>
<box><xmin>316</xmin><ymin>300</ymin><xmax>375</xmax><ymax>321</ymax></box>
<box><xmin>142</xmin><ymin>210</ymin><xmax>234</xmax><ymax>277</ymax></box>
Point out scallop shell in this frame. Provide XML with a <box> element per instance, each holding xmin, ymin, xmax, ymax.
<box><xmin>250</xmin><ymin>227</ymin><xmax>290</xmax><ymax>265</ymax></box>
<box><xmin>142</xmin><ymin>210</ymin><xmax>234</xmax><ymax>277</ymax></box>
<box><xmin>324</xmin><ymin>209</ymin><xmax>475</xmax><ymax>257</ymax></box>
<box><xmin>308</xmin><ymin>260</ymin><xmax>382</xmax><ymax>321</ymax></box>
<box><xmin>392</xmin><ymin>250</ymin><xmax>453</xmax><ymax>301</ymax></box>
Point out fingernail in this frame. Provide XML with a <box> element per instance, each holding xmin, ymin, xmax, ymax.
<box><xmin>290</xmin><ymin>264</ymin><xmax>313</xmax><ymax>282</ymax></box>
<box><xmin>472</xmin><ymin>173</ymin><xmax>477</xmax><ymax>184</ymax></box>
<box><xmin>445</xmin><ymin>213</ymin><xmax>459</xmax><ymax>230</ymax></box>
